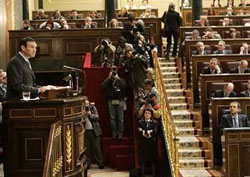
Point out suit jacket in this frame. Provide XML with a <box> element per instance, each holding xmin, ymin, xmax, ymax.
<box><xmin>161</xmin><ymin>10</ymin><xmax>181</xmax><ymax>33</ymax></box>
<box><xmin>240</xmin><ymin>90</ymin><xmax>250</xmax><ymax>97</ymax></box>
<box><xmin>213</xmin><ymin>49</ymin><xmax>232</xmax><ymax>54</ymax></box>
<box><xmin>6</xmin><ymin>53</ymin><xmax>39</xmax><ymax>100</ymax></box>
<box><xmin>192</xmin><ymin>49</ymin><xmax>210</xmax><ymax>55</ymax></box>
<box><xmin>229</xmin><ymin>67</ymin><xmax>250</xmax><ymax>73</ymax></box>
<box><xmin>214</xmin><ymin>89</ymin><xmax>237</xmax><ymax>97</ymax></box>
<box><xmin>122</xmin><ymin>22</ymin><xmax>136</xmax><ymax>44</ymax></box>
<box><xmin>84</xmin><ymin>105</ymin><xmax>102</xmax><ymax>136</ymax></box>
<box><xmin>202</xmin><ymin>66</ymin><xmax>222</xmax><ymax>74</ymax></box>
<box><xmin>137</xmin><ymin>118</ymin><xmax>157</xmax><ymax>140</ymax></box>
<box><xmin>220</xmin><ymin>113</ymin><xmax>250</xmax><ymax>134</ymax></box>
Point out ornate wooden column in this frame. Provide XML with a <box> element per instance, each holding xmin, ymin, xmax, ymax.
<box><xmin>105</xmin><ymin>0</ymin><xmax>115</xmax><ymax>26</ymax></box>
<box><xmin>38</xmin><ymin>0</ymin><xmax>43</xmax><ymax>9</ymax></box>
<box><xmin>192</xmin><ymin>0</ymin><xmax>202</xmax><ymax>25</ymax></box>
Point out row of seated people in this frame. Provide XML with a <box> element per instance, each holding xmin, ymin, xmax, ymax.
<box><xmin>192</xmin><ymin>41</ymin><xmax>249</xmax><ymax>55</ymax></box>
<box><xmin>22</xmin><ymin>15</ymin><xmax>147</xmax><ymax>30</ymax></box>
<box><xmin>203</xmin><ymin>6</ymin><xmax>250</xmax><ymax>16</ymax></box>
<box><xmin>195</xmin><ymin>15</ymin><xmax>250</xmax><ymax>26</ymax></box>
<box><xmin>202</xmin><ymin>58</ymin><xmax>250</xmax><ymax>74</ymax></box>
<box><xmin>184</xmin><ymin>27</ymin><xmax>250</xmax><ymax>43</ymax></box>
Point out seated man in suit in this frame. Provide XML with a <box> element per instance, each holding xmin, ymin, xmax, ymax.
<box><xmin>213</xmin><ymin>40</ymin><xmax>232</xmax><ymax>54</ymax></box>
<box><xmin>202</xmin><ymin>58</ymin><xmax>222</xmax><ymax>74</ymax></box>
<box><xmin>222</xmin><ymin>17</ymin><xmax>231</xmax><ymax>26</ymax></box>
<box><xmin>192</xmin><ymin>42</ymin><xmax>210</xmax><ymax>55</ymax></box>
<box><xmin>220</xmin><ymin>101</ymin><xmax>250</xmax><ymax>134</ymax></box>
<box><xmin>229</xmin><ymin>60</ymin><xmax>250</xmax><ymax>73</ymax></box>
<box><xmin>239</xmin><ymin>42</ymin><xmax>249</xmax><ymax>55</ymax></box>
<box><xmin>84</xmin><ymin>16</ymin><xmax>96</xmax><ymax>28</ymax></box>
<box><xmin>240</xmin><ymin>80</ymin><xmax>250</xmax><ymax>97</ymax></box>
<box><xmin>185</xmin><ymin>30</ymin><xmax>201</xmax><ymax>40</ymax></box>
<box><xmin>214</xmin><ymin>83</ymin><xmax>237</xmax><ymax>97</ymax></box>
<box><xmin>202</xmin><ymin>27</ymin><xmax>221</xmax><ymax>39</ymax></box>
<box><xmin>69</xmin><ymin>9</ymin><xmax>81</xmax><ymax>19</ymax></box>
<box><xmin>6</xmin><ymin>37</ymin><xmax>48</xmax><ymax>100</ymax></box>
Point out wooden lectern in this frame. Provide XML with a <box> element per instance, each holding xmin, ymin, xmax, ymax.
<box><xmin>3</xmin><ymin>96</ymin><xmax>87</xmax><ymax>177</ymax></box>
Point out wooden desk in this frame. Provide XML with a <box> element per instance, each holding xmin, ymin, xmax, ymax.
<box><xmin>210</xmin><ymin>98</ymin><xmax>250</xmax><ymax>165</ymax></box>
<box><xmin>184</xmin><ymin>39</ymin><xmax>250</xmax><ymax>86</ymax></box>
<box><xmin>3</xmin><ymin>97</ymin><xmax>87</xmax><ymax>177</ymax></box>
<box><xmin>222</xmin><ymin>128</ymin><xmax>250</xmax><ymax>177</ymax></box>
<box><xmin>200</xmin><ymin>74</ymin><xmax>250</xmax><ymax>129</ymax></box>
<box><xmin>207</xmin><ymin>15</ymin><xmax>250</xmax><ymax>26</ymax></box>
<box><xmin>192</xmin><ymin>54</ymin><xmax>250</xmax><ymax>104</ymax></box>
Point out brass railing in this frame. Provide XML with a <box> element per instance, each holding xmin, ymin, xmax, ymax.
<box><xmin>43</xmin><ymin>121</ymin><xmax>63</xmax><ymax>177</ymax></box>
<box><xmin>153</xmin><ymin>52</ymin><xmax>179</xmax><ymax>177</ymax></box>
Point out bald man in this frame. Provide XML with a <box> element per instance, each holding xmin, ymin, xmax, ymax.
<box><xmin>229</xmin><ymin>60</ymin><xmax>250</xmax><ymax>73</ymax></box>
<box><xmin>214</xmin><ymin>83</ymin><xmax>237</xmax><ymax>97</ymax></box>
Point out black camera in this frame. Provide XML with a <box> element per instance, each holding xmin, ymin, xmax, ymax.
<box><xmin>112</xmin><ymin>66</ymin><xmax>117</xmax><ymax>76</ymax></box>
<box><xmin>101</xmin><ymin>39</ymin><xmax>108</xmax><ymax>47</ymax></box>
<box><xmin>85</xmin><ymin>106</ymin><xmax>91</xmax><ymax>112</ymax></box>
<box><xmin>145</xmin><ymin>97</ymin><xmax>153</xmax><ymax>105</ymax></box>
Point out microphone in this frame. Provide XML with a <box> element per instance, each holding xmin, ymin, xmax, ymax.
<box><xmin>62</xmin><ymin>65</ymin><xmax>84</xmax><ymax>73</ymax></box>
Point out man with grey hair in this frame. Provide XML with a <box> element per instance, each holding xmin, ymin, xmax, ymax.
<box><xmin>202</xmin><ymin>58</ymin><xmax>222</xmax><ymax>74</ymax></box>
<box><xmin>229</xmin><ymin>60</ymin><xmax>250</xmax><ymax>73</ymax></box>
<box><xmin>84</xmin><ymin>16</ymin><xmax>96</xmax><ymax>28</ymax></box>
<box><xmin>214</xmin><ymin>83</ymin><xmax>237</xmax><ymax>97</ymax></box>
<box><xmin>213</xmin><ymin>40</ymin><xmax>232</xmax><ymax>54</ymax></box>
<box><xmin>192</xmin><ymin>42</ymin><xmax>210</xmax><ymax>55</ymax></box>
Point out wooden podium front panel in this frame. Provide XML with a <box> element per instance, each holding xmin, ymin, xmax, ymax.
<box><xmin>3</xmin><ymin>97</ymin><xmax>87</xmax><ymax>177</ymax></box>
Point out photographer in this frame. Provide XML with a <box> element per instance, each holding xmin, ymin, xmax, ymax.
<box><xmin>94</xmin><ymin>38</ymin><xmax>116</xmax><ymax>67</ymax></box>
<box><xmin>122</xmin><ymin>14</ymin><xmax>138</xmax><ymax>44</ymax></box>
<box><xmin>114</xmin><ymin>37</ymin><xmax>133</xmax><ymax>66</ymax></box>
<box><xmin>138</xmin><ymin>93</ymin><xmax>161</xmax><ymax>119</ymax></box>
<box><xmin>102</xmin><ymin>67</ymin><xmax>126</xmax><ymax>139</ymax></box>
<box><xmin>84</xmin><ymin>97</ymin><xmax>104</xmax><ymax>169</ymax></box>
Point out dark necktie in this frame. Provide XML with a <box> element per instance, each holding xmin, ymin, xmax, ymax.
<box><xmin>232</xmin><ymin>117</ymin><xmax>239</xmax><ymax>128</ymax></box>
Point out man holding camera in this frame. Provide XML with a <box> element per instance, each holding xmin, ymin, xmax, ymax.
<box><xmin>102</xmin><ymin>67</ymin><xmax>126</xmax><ymax>139</ymax></box>
<box><xmin>84</xmin><ymin>97</ymin><xmax>104</xmax><ymax>169</ymax></box>
<box><xmin>94</xmin><ymin>38</ymin><xmax>116</xmax><ymax>67</ymax></box>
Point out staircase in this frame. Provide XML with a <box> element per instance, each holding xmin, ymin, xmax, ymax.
<box><xmin>158</xmin><ymin>57</ymin><xmax>222</xmax><ymax>177</ymax></box>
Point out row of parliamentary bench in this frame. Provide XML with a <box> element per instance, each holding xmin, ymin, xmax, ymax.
<box><xmin>31</xmin><ymin>9</ymin><xmax>159</xmax><ymax>20</ymax></box>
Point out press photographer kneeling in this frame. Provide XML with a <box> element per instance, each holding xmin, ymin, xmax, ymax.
<box><xmin>138</xmin><ymin>93</ymin><xmax>161</xmax><ymax>119</ymax></box>
<box><xmin>102</xmin><ymin>67</ymin><xmax>126</xmax><ymax>139</ymax></box>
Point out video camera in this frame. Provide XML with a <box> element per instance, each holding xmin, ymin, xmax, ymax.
<box><xmin>101</xmin><ymin>39</ymin><xmax>109</xmax><ymax>47</ymax></box>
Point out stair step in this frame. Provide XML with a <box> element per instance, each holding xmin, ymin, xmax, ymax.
<box><xmin>176</xmin><ymin>127</ymin><xmax>198</xmax><ymax>136</ymax></box>
<box><xmin>178</xmin><ymin>136</ymin><xmax>208</xmax><ymax>149</ymax></box>
<box><xmin>179</xmin><ymin>148</ymin><xmax>211</xmax><ymax>158</ymax></box>
<box><xmin>161</xmin><ymin>66</ymin><xmax>178</xmax><ymax>72</ymax></box>
<box><xmin>116</xmin><ymin>154</ymin><xmax>134</xmax><ymax>171</ymax></box>
<box><xmin>159</xmin><ymin>62</ymin><xmax>176</xmax><ymax>67</ymax></box>
<box><xmin>166</xmin><ymin>89</ymin><xmax>184</xmax><ymax>96</ymax></box>
<box><xmin>170</xmin><ymin>103</ymin><xmax>188</xmax><ymax>110</ymax></box>
<box><xmin>162</xmin><ymin>72</ymin><xmax>180</xmax><ymax>78</ymax></box>
<box><xmin>168</xmin><ymin>96</ymin><xmax>186</xmax><ymax>103</ymax></box>
<box><xmin>103</xmin><ymin>137</ymin><xmax>133</xmax><ymax>165</ymax></box>
<box><xmin>165</xmin><ymin>83</ymin><xmax>182</xmax><ymax>89</ymax></box>
<box><xmin>174</xmin><ymin>120</ymin><xmax>195</xmax><ymax>127</ymax></box>
<box><xmin>109</xmin><ymin>145</ymin><xmax>134</xmax><ymax>168</ymax></box>
<box><xmin>163</xmin><ymin>78</ymin><xmax>181</xmax><ymax>84</ymax></box>
<box><xmin>171</xmin><ymin>110</ymin><xmax>191</xmax><ymax>120</ymax></box>
<box><xmin>179</xmin><ymin>158</ymin><xmax>212</xmax><ymax>169</ymax></box>
<box><xmin>179</xmin><ymin>169</ymin><xmax>222</xmax><ymax>177</ymax></box>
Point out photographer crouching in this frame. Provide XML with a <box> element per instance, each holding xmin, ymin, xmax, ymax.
<box><xmin>94</xmin><ymin>38</ymin><xmax>116</xmax><ymax>67</ymax></box>
<box><xmin>84</xmin><ymin>97</ymin><xmax>104</xmax><ymax>169</ymax></box>
<box><xmin>102</xmin><ymin>67</ymin><xmax>126</xmax><ymax>139</ymax></box>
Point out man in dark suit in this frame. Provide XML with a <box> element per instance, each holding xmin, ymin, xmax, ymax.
<box><xmin>213</xmin><ymin>40</ymin><xmax>232</xmax><ymax>54</ymax></box>
<box><xmin>240</xmin><ymin>80</ymin><xmax>250</xmax><ymax>97</ymax></box>
<box><xmin>202</xmin><ymin>58</ymin><xmax>222</xmax><ymax>74</ymax></box>
<box><xmin>220</xmin><ymin>101</ymin><xmax>250</xmax><ymax>134</ymax></box>
<box><xmin>161</xmin><ymin>3</ymin><xmax>182</xmax><ymax>59</ymax></box>
<box><xmin>84</xmin><ymin>16</ymin><xmax>96</xmax><ymax>28</ymax></box>
<box><xmin>229</xmin><ymin>60</ymin><xmax>250</xmax><ymax>74</ymax></box>
<box><xmin>6</xmin><ymin>37</ymin><xmax>47</xmax><ymax>100</ymax></box>
<box><xmin>192</xmin><ymin>42</ymin><xmax>210</xmax><ymax>55</ymax></box>
<box><xmin>214</xmin><ymin>83</ymin><xmax>237</xmax><ymax>97</ymax></box>
<box><xmin>84</xmin><ymin>97</ymin><xmax>104</xmax><ymax>169</ymax></box>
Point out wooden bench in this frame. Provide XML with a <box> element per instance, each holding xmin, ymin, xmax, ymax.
<box><xmin>207</xmin><ymin>15</ymin><xmax>250</xmax><ymax>26</ymax></box>
<box><xmin>30</xmin><ymin>19</ymin><xmax>105</xmax><ymax>28</ymax></box>
<box><xmin>184</xmin><ymin>39</ymin><xmax>250</xmax><ymax>86</ymax></box>
<box><xmin>181</xmin><ymin>7</ymin><xmax>250</xmax><ymax>26</ymax></box>
<box><xmin>200</xmin><ymin>74</ymin><xmax>250</xmax><ymax>129</ymax></box>
<box><xmin>192</xmin><ymin>54</ymin><xmax>250</xmax><ymax>104</ymax></box>
<box><xmin>210</xmin><ymin>97</ymin><xmax>250</xmax><ymax>165</ymax></box>
<box><xmin>180</xmin><ymin>26</ymin><xmax>250</xmax><ymax>44</ymax></box>
<box><xmin>32</xmin><ymin>9</ymin><xmax>159</xmax><ymax>20</ymax></box>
